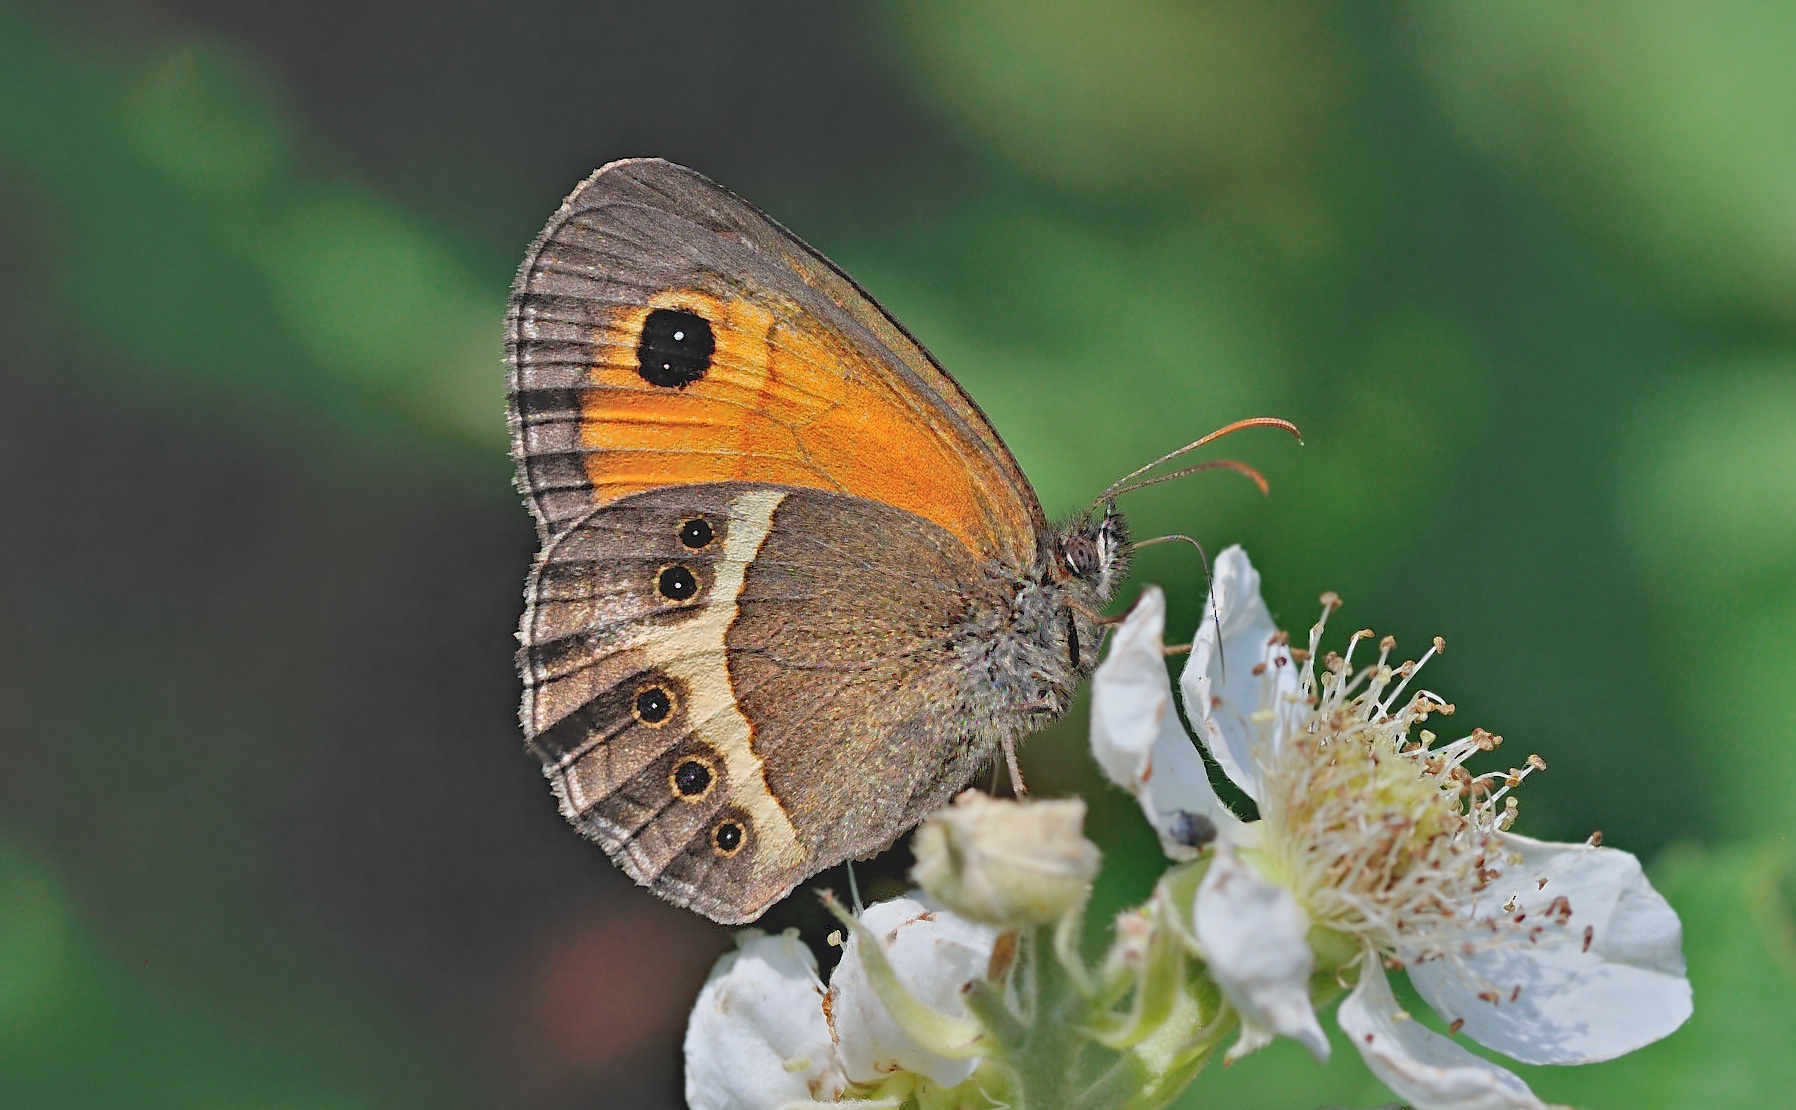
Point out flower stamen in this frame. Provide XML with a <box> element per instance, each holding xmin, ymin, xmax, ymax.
<box><xmin>1250</xmin><ymin>605</ymin><xmax>1546</xmax><ymax>966</ymax></box>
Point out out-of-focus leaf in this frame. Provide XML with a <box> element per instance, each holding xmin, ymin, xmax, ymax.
<box><xmin>1416</xmin><ymin>2</ymin><xmax>1796</xmax><ymax>318</ymax></box>
<box><xmin>0</xmin><ymin>6</ymin><xmax>503</xmax><ymax>451</ymax></box>
<box><xmin>0</xmin><ymin>842</ymin><xmax>72</xmax><ymax>1038</ymax></box>
<box><xmin>885</xmin><ymin>0</ymin><xmax>1345</xmax><ymax>203</ymax></box>
<box><xmin>1621</xmin><ymin>364</ymin><xmax>1796</xmax><ymax>594</ymax></box>
<box><xmin>128</xmin><ymin>38</ymin><xmax>293</xmax><ymax>192</ymax></box>
<box><xmin>0</xmin><ymin>838</ymin><xmax>458</xmax><ymax>1109</ymax></box>
<box><xmin>1619</xmin><ymin>365</ymin><xmax>1796</xmax><ymax>839</ymax></box>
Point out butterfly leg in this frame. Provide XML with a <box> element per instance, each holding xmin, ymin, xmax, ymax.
<box><xmin>845</xmin><ymin>859</ymin><xmax>864</xmax><ymax>914</ymax></box>
<box><xmin>1002</xmin><ymin>734</ymin><xmax>1028</xmax><ymax>797</ymax></box>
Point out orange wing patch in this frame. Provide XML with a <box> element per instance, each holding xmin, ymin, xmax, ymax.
<box><xmin>576</xmin><ymin>286</ymin><xmax>1029</xmax><ymax>562</ymax></box>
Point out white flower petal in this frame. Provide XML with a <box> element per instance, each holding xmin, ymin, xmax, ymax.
<box><xmin>1340</xmin><ymin>952</ymin><xmax>1554</xmax><ymax>1110</ymax></box>
<box><xmin>1409</xmin><ymin>831</ymin><xmax>1692</xmax><ymax>1066</ymax></box>
<box><xmin>684</xmin><ymin>932</ymin><xmax>845</xmax><ymax>1110</ymax></box>
<box><xmin>1193</xmin><ymin>843</ymin><xmax>1329</xmax><ymax>1061</ymax></box>
<box><xmin>1178</xmin><ymin>545</ymin><xmax>1296</xmax><ymax>801</ymax></box>
<box><xmin>1090</xmin><ymin>586</ymin><xmax>1243</xmax><ymax>856</ymax></box>
<box><xmin>826</xmin><ymin>896</ymin><xmax>999</xmax><ymax>1088</ymax></box>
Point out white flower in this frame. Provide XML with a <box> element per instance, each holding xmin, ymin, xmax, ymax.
<box><xmin>684</xmin><ymin>932</ymin><xmax>846</xmax><ymax>1110</ymax></box>
<box><xmin>1092</xmin><ymin>546</ymin><xmax>1692</xmax><ymax>1110</ymax></box>
<box><xmin>1193</xmin><ymin>839</ymin><xmax>1329</xmax><ymax>1062</ymax></box>
<box><xmin>1090</xmin><ymin>585</ymin><xmax>1245</xmax><ymax>856</ymax></box>
<box><xmin>1338</xmin><ymin>949</ymin><xmax>1553</xmax><ymax>1110</ymax></box>
<box><xmin>825</xmin><ymin>896</ymin><xmax>1000</xmax><ymax>1089</ymax></box>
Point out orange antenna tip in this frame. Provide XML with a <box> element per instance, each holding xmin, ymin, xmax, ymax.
<box><xmin>1094</xmin><ymin>414</ymin><xmax>1303</xmax><ymax>507</ymax></box>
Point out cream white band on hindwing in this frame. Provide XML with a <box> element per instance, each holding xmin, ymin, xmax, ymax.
<box><xmin>651</xmin><ymin>489</ymin><xmax>801</xmax><ymax>868</ymax></box>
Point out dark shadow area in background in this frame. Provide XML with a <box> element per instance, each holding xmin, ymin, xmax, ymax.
<box><xmin>0</xmin><ymin>2</ymin><xmax>961</xmax><ymax>1106</ymax></box>
<box><xmin>153</xmin><ymin>0</ymin><xmax>971</xmax><ymax>261</ymax></box>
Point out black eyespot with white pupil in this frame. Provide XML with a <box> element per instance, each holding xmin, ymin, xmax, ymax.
<box><xmin>634</xmin><ymin>686</ymin><xmax>672</xmax><ymax>724</ymax></box>
<box><xmin>714</xmin><ymin>821</ymin><xmax>743</xmax><ymax>854</ymax></box>
<box><xmin>673</xmin><ymin>759</ymin><xmax>712</xmax><ymax>797</ymax></box>
<box><xmin>679</xmin><ymin>518</ymin><xmax>714</xmax><ymax>549</ymax></box>
<box><xmin>637</xmin><ymin>309</ymin><xmax>714</xmax><ymax>388</ymax></box>
<box><xmin>658</xmin><ymin>565</ymin><xmax>698</xmax><ymax>601</ymax></box>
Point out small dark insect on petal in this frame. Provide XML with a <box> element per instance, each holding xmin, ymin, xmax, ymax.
<box><xmin>1167</xmin><ymin>810</ymin><xmax>1217</xmax><ymax>849</ymax></box>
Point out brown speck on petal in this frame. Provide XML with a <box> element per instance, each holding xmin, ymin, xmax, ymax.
<box><xmin>987</xmin><ymin>929</ymin><xmax>1019</xmax><ymax>980</ymax></box>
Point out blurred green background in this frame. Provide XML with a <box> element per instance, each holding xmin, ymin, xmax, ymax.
<box><xmin>2</xmin><ymin>2</ymin><xmax>1793</xmax><ymax>1107</ymax></box>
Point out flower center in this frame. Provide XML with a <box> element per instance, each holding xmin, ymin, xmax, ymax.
<box><xmin>1253</xmin><ymin>621</ymin><xmax>1543</xmax><ymax>964</ymax></box>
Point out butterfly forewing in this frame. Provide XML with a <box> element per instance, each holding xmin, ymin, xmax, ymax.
<box><xmin>505</xmin><ymin>157</ymin><xmax>1047</xmax><ymax>568</ymax></box>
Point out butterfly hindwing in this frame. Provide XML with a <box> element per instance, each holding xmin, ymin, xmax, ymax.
<box><xmin>519</xmin><ymin>482</ymin><xmax>1023</xmax><ymax>923</ymax></box>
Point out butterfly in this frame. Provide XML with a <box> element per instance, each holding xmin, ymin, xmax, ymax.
<box><xmin>505</xmin><ymin>159</ymin><xmax>1279</xmax><ymax>924</ymax></box>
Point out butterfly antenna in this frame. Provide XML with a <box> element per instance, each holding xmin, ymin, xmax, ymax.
<box><xmin>1124</xmin><ymin>532</ymin><xmax>1230</xmax><ymax>677</ymax></box>
<box><xmin>1092</xmin><ymin>416</ymin><xmax>1302</xmax><ymax>512</ymax></box>
<box><xmin>1108</xmin><ymin>458</ymin><xmax>1271</xmax><ymax>501</ymax></box>
<box><xmin>1126</xmin><ymin>531</ymin><xmax>1212</xmax><ymax>565</ymax></box>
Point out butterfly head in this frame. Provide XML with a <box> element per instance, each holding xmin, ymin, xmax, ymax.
<box><xmin>1054</xmin><ymin>500</ymin><xmax>1129</xmax><ymax>603</ymax></box>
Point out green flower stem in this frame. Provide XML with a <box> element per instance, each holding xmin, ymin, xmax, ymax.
<box><xmin>962</xmin><ymin>977</ymin><xmax>1029</xmax><ymax>1047</ymax></box>
<box><xmin>1085</xmin><ymin>864</ymin><xmax>1209</xmax><ymax>1051</ymax></box>
<box><xmin>821</xmin><ymin>862</ymin><xmax>1241</xmax><ymax>1108</ymax></box>
<box><xmin>1006</xmin><ymin>924</ymin><xmax>1098</xmax><ymax>1108</ymax></box>
<box><xmin>997</xmin><ymin>906</ymin><xmax>1232</xmax><ymax>1109</ymax></box>
<box><xmin>1083</xmin><ymin>911</ymin><xmax>1185</xmax><ymax>1050</ymax></box>
<box><xmin>1054</xmin><ymin>899</ymin><xmax>1096</xmax><ymax>997</ymax></box>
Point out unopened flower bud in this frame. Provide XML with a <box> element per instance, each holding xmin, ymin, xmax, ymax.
<box><xmin>910</xmin><ymin>791</ymin><xmax>1101</xmax><ymax>926</ymax></box>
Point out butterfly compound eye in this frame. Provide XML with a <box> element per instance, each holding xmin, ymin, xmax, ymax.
<box><xmin>1062</xmin><ymin>533</ymin><xmax>1101</xmax><ymax>577</ymax></box>
<box><xmin>637</xmin><ymin>309</ymin><xmax>715</xmax><ymax>388</ymax></box>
